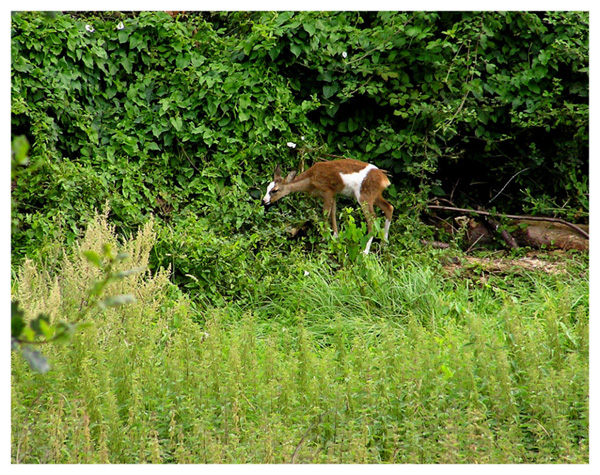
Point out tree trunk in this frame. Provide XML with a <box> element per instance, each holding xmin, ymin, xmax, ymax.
<box><xmin>512</xmin><ymin>220</ymin><xmax>589</xmax><ymax>251</ymax></box>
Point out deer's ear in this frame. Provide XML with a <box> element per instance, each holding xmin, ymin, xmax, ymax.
<box><xmin>284</xmin><ymin>171</ymin><xmax>297</xmax><ymax>183</ymax></box>
<box><xmin>273</xmin><ymin>164</ymin><xmax>282</xmax><ymax>181</ymax></box>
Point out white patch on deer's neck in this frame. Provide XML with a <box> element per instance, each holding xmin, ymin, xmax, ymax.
<box><xmin>263</xmin><ymin>182</ymin><xmax>276</xmax><ymax>204</ymax></box>
<box><xmin>340</xmin><ymin>164</ymin><xmax>376</xmax><ymax>201</ymax></box>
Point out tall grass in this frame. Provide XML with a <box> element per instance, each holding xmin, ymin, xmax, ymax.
<box><xmin>11</xmin><ymin>214</ymin><xmax>588</xmax><ymax>463</ymax></box>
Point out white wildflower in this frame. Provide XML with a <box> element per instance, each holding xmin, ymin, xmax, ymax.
<box><xmin>304</xmin><ymin>270</ymin><xmax>310</xmax><ymax>276</ymax></box>
<box><xmin>342</xmin><ymin>51</ymin><xmax>348</xmax><ymax>59</ymax></box>
<box><xmin>85</xmin><ymin>24</ymin><xmax>95</xmax><ymax>33</ymax></box>
<box><xmin>117</xmin><ymin>21</ymin><xmax>125</xmax><ymax>30</ymax></box>
<box><xmin>301</xmin><ymin>136</ymin><xmax>305</xmax><ymax>141</ymax></box>
<box><xmin>287</xmin><ymin>142</ymin><xmax>297</xmax><ymax>149</ymax></box>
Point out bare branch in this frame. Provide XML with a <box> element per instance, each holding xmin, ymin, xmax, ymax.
<box><xmin>487</xmin><ymin>167</ymin><xmax>530</xmax><ymax>205</ymax></box>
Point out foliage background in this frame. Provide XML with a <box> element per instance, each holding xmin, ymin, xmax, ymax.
<box><xmin>12</xmin><ymin>12</ymin><xmax>588</xmax><ymax>264</ymax></box>
<box><xmin>11</xmin><ymin>12</ymin><xmax>589</xmax><ymax>463</ymax></box>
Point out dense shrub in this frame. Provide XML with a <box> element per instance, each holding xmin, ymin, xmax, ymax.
<box><xmin>11</xmin><ymin>11</ymin><xmax>588</xmax><ymax>262</ymax></box>
<box><xmin>198</xmin><ymin>11</ymin><xmax>588</xmax><ymax>211</ymax></box>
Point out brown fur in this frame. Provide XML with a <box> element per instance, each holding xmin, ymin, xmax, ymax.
<box><xmin>264</xmin><ymin>159</ymin><xmax>393</xmax><ymax>239</ymax></box>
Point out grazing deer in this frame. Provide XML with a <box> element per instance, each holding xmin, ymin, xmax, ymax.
<box><xmin>262</xmin><ymin>159</ymin><xmax>393</xmax><ymax>254</ymax></box>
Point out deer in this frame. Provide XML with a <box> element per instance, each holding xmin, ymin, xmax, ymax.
<box><xmin>262</xmin><ymin>159</ymin><xmax>394</xmax><ymax>254</ymax></box>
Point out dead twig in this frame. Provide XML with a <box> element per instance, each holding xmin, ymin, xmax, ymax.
<box><xmin>291</xmin><ymin>414</ymin><xmax>323</xmax><ymax>463</ymax></box>
<box><xmin>177</xmin><ymin>140</ymin><xmax>201</xmax><ymax>174</ymax></box>
<box><xmin>466</xmin><ymin>232</ymin><xmax>486</xmax><ymax>253</ymax></box>
<box><xmin>487</xmin><ymin>167</ymin><xmax>530</xmax><ymax>205</ymax></box>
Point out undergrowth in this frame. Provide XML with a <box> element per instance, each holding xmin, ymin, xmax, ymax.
<box><xmin>11</xmin><ymin>212</ymin><xmax>589</xmax><ymax>463</ymax></box>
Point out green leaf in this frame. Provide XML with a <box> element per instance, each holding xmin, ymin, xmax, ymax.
<box><xmin>527</xmin><ymin>82</ymin><xmax>541</xmax><ymax>94</ymax></box>
<box><xmin>11</xmin><ymin>301</ymin><xmax>26</xmax><ymax>338</ymax></box>
<box><xmin>538</xmin><ymin>50</ymin><xmax>550</xmax><ymax>65</ymax></box>
<box><xmin>268</xmin><ymin>46</ymin><xmax>282</xmax><ymax>61</ymax></box>
<box><xmin>121</xmin><ymin>56</ymin><xmax>133</xmax><ymax>74</ymax></box>
<box><xmin>146</xmin><ymin>141</ymin><xmax>161</xmax><ymax>151</ymax></box>
<box><xmin>82</xmin><ymin>52</ymin><xmax>94</xmax><ymax>69</ymax></box>
<box><xmin>130</xmin><ymin>33</ymin><xmax>144</xmax><ymax>50</ymax></box>
<box><xmin>176</xmin><ymin>53</ymin><xmax>191</xmax><ymax>70</ymax></box>
<box><xmin>171</xmin><ymin>115</ymin><xmax>183</xmax><ymax>131</ymax></box>
<box><xmin>30</xmin><ymin>314</ymin><xmax>51</xmax><ymax>338</ymax></box>
<box><xmin>325</xmin><ymin>102</ymin><xmax>339</xmax><ymax>117</ymax></box>
<box><xmin>118</xmin><ymin>29</ymin><xmax>129</xmax><ymax>43</ymax></box>
<box><xmin>12</xmin><ymin>135</ymin><xmax>30</xmax><ymax>166</ymax></box>
<box><xmin>406</xmin><ymin>26</ymin><xmax>422</xmax><ymax>37</ymax></box>
<box><xmin>290</xmin><ymin>43</ymin><xmax>302</xmax><ymax>58</ymax></box>
<box><xmin>431</xmin><ymin>185</ymin><xmax>445</xmax><ymax>196</ymax></box>
<box><xmin>92</xmin><ymin>45</ymin><xmax>108</xmax><ymax>60</ymax></box>
<box><xmin>22</xmin><ymin>326</ymin><xmax>35</xmax><ymax>343</ymax></box>
<box><xmin>102</xmin><ymin>243</ymin><xmax>115</xmax><ymax>260</ymax></box>
<box><xmin>105</xmin><ymin>85</ymin><xmax>118</xmax><ymax>99</ymax></box>
<box><xmin>440</xmin><ymin>363</ymin><xmax>454</xmax><ymax>379</ymax></box>
<box><xmin>53</xmin><ymin>322</ymin><xmax>76</xmax><ymax>344</ymax></box>
<box><xmin>323</xmin><ymin>83</ymin><xmax>339</xmax><ymax>99</ymax></box>
<box><xmin>83</xmin><ymin>250</ymin><xmax>102</xmax><ymax>268</ymax></box>
<box><xmin>12</xmin><ymin>57</ymin><xmax>32</xmax><ymax>73</ymax></box>
<box><xmin>303</xmin><ymin>22</ymin><xmax>316</xmax><ymax>36</ymax></box>
<box><xmin>191</xmin><ymin>53</ymin><xmax>206</xmax><ymax>67</ymax></box>
<box><xmin>275</xmin><ymin>11</ymin><xmax>294</xmax><ymax>26</ymax></box>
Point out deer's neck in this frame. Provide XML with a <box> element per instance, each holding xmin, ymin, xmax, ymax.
<box><xmin>285</xmin><ymin>177</ymin><xmax>313</xmax><ymax>194</ymax></box>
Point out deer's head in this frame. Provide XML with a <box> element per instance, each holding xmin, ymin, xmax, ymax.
<box><xmin>262</xmin><ymin>165</ymin><xmax>297</xmax><ymax>207</ymax></box>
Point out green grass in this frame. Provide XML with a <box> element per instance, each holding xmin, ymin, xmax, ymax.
<box><xmin>11</xmin><ymin>214</ymin><xmax>589</xmax><ymax>463</ymax></box>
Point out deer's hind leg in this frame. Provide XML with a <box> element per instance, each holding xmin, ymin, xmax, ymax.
<box><xmin>375</xmin><ymin>196</ymin><xmax>394</xmax><ymax>241</ymax></box>
<box><xmin>358</xmin><ymin>198</ymin><xmax>377</xmax><ymax>254</ymax></box>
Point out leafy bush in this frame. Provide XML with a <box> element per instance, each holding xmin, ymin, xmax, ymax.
<box><xmin>11</xmin><ymin>11</ymin><xmax>588</xmax><ymax>265</ymax></box>
<box><xmin>213</xmin><ymin>11</ymin><xmax>588</xmax><ymax>209</ymax></box>
<box><xmin>11</xmin><ymin>241</ymin><xmax>143</xmax><ymax>373</ymax></box>
<box><xmin>10</xmin><ymin>12</ymin><xmax>281</xmax><ymax>259</ymax></box>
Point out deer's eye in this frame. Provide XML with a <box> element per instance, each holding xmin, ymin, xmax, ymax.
<box><xmin>271</xmin><ymin>189</ymin><xmax>279</xmax><ymax>194</ymax></box>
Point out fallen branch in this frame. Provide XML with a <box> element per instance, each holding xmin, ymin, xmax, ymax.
<box><xmin>427</xmin><ymin>205</ymin><xmax>589</xmax><ymax>240</ymax></box>
<box><xmin>420</xmin><ymin>239</ymin><xmax>451</xmax><ymax>249</ymax></box>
